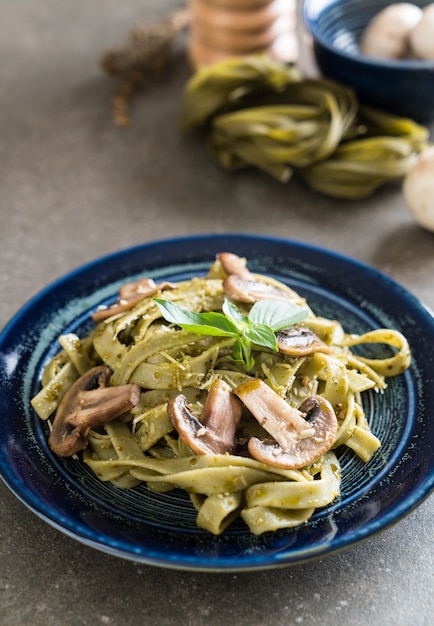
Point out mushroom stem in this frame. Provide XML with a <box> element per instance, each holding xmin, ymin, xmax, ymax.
<box><xmin>48</xmin><ymin>365</ymin><xmax>140</xmax><ymax>457</ymax></box>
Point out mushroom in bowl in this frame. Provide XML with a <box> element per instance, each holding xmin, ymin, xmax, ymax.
<box><xmin>302</xmin><ymin>0</ymin><xmax>434</xmax><ymax>122</ymax></box>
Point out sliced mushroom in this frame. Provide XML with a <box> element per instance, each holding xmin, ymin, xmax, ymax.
<box><xmin>217</xmin><ymin>252</ymin><xmax>300</xmax><ymax>304</ymax></box>
<box><xmin>223</xmin><ymin>275</ymin><xmax>298</xmax><ymax>304</ymax></box>
<box><xmin>168</xmin><ymin>379</ymin><xmax>243</xmax><ymax>455</ymax></box>
<box><xmin>92</xmin><ymin>278</ymin><xmax>176</xmax><ymax>322</ymax></box>
<box><xmin>217</xmin><ymin>252</ymin><xmax>253</xmax><ymax>280</ymax></box>
<box><xmin>276</xmin><ymin>326</ymin><xmax>333</xmax><ymax>356</ymax></box>
<box><xmin>48</xmin><ymin>365</ymin><xmax>141</xmax><ymax>457</ymax></box>
<box><xmin>233</xmin><ymin>379</ymin><xmax>337</xmax><ymax>469</ymax></box>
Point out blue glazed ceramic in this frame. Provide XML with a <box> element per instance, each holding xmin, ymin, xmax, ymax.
<box><xmin>0</xmin><ymin>234</ymin><xmax>433</xmax><ymax>571</ymax></box>
<box><xmin>303</xmin><ymin>0</ymin><xmax>434</xmax><ymax>122</ymax></box>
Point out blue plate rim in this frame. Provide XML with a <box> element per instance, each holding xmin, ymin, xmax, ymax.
<box><xmin>0</xmin><ymin>233</ymin><xmax>433</xmax><ymax>572</ymax></box>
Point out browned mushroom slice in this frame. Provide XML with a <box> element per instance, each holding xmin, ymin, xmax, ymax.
<box><xmin>168</xmin><ymin>379</ymin><xmax>243</xmax><ymax>455</ymax></box>
<box><xmin>223</xmin><ymin>275</ymin><xmax>298</xmax><ymax>304</ymax></box>
<box><xmin>233</xmin><ymin>379</ymin><xmax>337</xmax><ymax>469</ymax></box>
<box><xmin>48</xmin><ymin>365</ymin><xmax>141</xmax><ymax>457</ymax></box>
<box><xmin>276</xmin><ymin>326</ymin><xmax>333</xmax><ymax>356</ymax></box>
<box><xmin>217</xmin><ymin>252</ymin><xmax>253</xmax><ymax>279</ymax></box>
<box><xmin>92</xmin><ymin>278</ymin><xmax>176</xmax><ymax>322</ymax></box>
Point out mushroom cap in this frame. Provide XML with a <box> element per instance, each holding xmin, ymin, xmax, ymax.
<box><xmin>248</xmin><ymin>396</ymin><xmax>337</xmax><ymax>469</ymax></box>
<box><xmin>168</xmin><ymin>380</ymin><xmax>242</xmax><ymax>455</ymax></box>
<box><xmin>276</xmin><ymin>325</ymin><xmax>333</xmax><ymax>356</ymax></box>
<box><xmin>223</xmin><ymin>275</ymin><xmax>298</xmax><ymax>304</ymax></box>
<box><xmin>217</xmin><ymin>251</ymin><xmax>302</xmax><ymax>304</ymax></box>
<box><xmin>48</xmin><ymin>365</ymin><xmax>140</xmax><ymax>457</ymax></box>
<box><xmin>92</xmin><ymin>279</ymin><xmax>175</xmax><ymax>322</ymax></box>
<box><xmin>234</xmin><ymin>379</ymin><xmax>337</xmax><ymax>469</ymax></box>
<box><xmin>217</xmin><ymin>252</ymin><xmax>253</xmax><ymax>279</ymax></box>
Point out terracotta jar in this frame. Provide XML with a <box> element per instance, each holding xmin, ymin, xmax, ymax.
<box><xmin>187</xmin><ymin>0</ymin><xmax>298</xmax><ymax>67</ymax></box>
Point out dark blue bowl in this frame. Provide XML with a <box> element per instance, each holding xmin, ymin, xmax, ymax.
<box><xmin>302</xmin><ymin>0</ymin><xmax>434</xmax><ymax>122</ymax></box>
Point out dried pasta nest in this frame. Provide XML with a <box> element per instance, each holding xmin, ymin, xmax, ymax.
<box><xmin>180</xmin><ymin>55</ymin><xmax>430</xmax><ymax>198</ymax></box>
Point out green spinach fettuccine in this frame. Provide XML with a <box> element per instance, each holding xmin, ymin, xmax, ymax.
<box><xmin>180</xmin><ymin>55</ymin><xmax>430</xmax><ymax>198</ymax></box>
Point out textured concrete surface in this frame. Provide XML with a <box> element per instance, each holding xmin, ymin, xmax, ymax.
<box><xmin>0</xmin><ymin>2</ymin><xmax>433</xmax><ymax>625</ymax></box>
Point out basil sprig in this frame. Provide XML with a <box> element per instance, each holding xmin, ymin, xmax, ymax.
<box><xmin>154</xmin><ymin>297</ymin><xmax>308</xmax><ymax>371</ymax></box>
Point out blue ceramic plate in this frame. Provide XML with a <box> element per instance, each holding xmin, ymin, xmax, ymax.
<box><xmin>0</xmin><ymin>234</ymin><xmax>433</xmax><ymax>571</ymax></box>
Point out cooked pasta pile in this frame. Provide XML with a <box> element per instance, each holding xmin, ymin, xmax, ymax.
<box><xmin>31</xmin><ymin>254</ymin><xmax>411</xmax><ymax>535</ymax></box>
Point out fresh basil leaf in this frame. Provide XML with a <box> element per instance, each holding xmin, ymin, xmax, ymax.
<box><xmin>244</xmin><ymin>323</ymin><xmax>278</xmax><ymax>351</ymax></box>
<box><xmin>232</xmin><ymin>339</ymin><xmax>244</xmax><ymax>363</ymax></box>
<box><xmin>196</xmin><ymin>311</ymin><xmax>240</xmax><ymax>335</ymax></box>
<box><xmin>222</xmin><ymin>298</ymin><xmax>248</xmax><ymax>325</ymax></box>
<box><xmin>155</xmin><ymin>295</ymin><xmax>302</xmax><ymax>372</ymax></box>
<box><xmin>248</xmin><ymin>299</ymin><xmax>309</xmax><ymax>331</ymax></box>
<box><xmin>233</xmin><ymin>338</ymin><xmax>255</xmax><ymax>371</ymax></box>
<box><xmin>154</xmin><ymin>298</ymin><xmax>201</xmax><ymax>325</ymax></box>
<box><xmin>154</xmin><ymin>298</ymin><xmax>238</xmax><ymax>337</ymax></box>
<box><xmin>177</xmin><ymin>323</ymin><xmax>237</xmax><ymax>337</ymax></box>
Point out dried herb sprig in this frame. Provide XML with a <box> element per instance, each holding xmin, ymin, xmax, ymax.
<box><xmin>101</xmin><ymin>8</ymin><xmax>190</xmax><ymax>126</ymax></box>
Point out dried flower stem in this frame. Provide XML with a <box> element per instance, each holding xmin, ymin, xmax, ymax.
<box><xmin>101</xmin><ymin>8</ymin><xmax>190</xmax><ymax>126</ymax></box>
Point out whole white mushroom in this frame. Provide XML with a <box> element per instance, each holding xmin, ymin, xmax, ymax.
<box><xmin>360</xmin><ymin>3</ymin><xmax>423</xmax><ymax>59</ymax></box>
<box><xmin>403</xmin><ymin>147</ymin><xmax>434</xmax><ymax>232</ymax></box>
<box><xmin>409</xmin><ymin>4</ymin><xmax>434</xmax><ymax>59</ymax></box>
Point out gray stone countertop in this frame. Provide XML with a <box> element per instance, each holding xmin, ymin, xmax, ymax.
<box><xmin>0</xmin><ymin>1</ymin><xmax>432</xmax><ymax>625</ymax></box>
